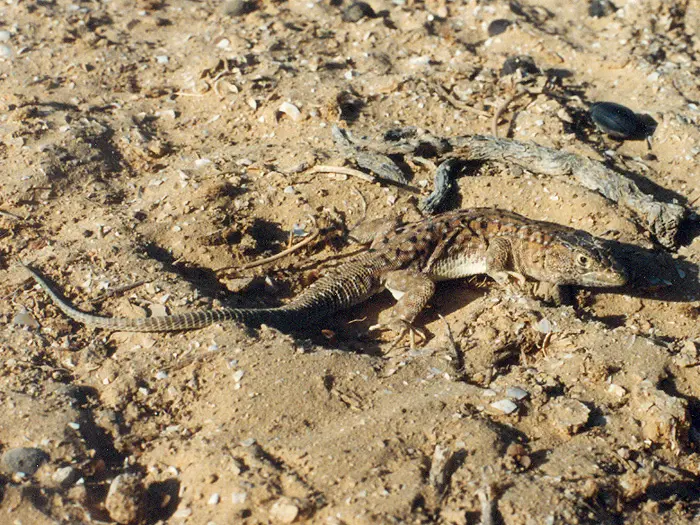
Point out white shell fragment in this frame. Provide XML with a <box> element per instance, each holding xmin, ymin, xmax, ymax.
<box><xmin>506</xmin><ymin>387</ymin><xmax>529</xmax><ymax>400</ymax></box>
<box><xmin>232</xmin><ymin>492</ymin><xmax>247</xmax><ymax>504</ymax></box>
<box><xmin>535</xmin><ymin>318</ymin><xmax>553</xmax><ymax>333</ymax></box>
<box><xmin>194</xmin><ymin>158</ymin><xmax>212</xmax><ymax>168</ymax></box>
<box><xmin>607</xmin><ymin>383</ymin><xmax>627</xmax><ymax>397</ymax></box>
<box><xmin>490</xmin><ymin>399</ymin><xmax>518</xmax><ymax>414</ymax></box>
<box><xmin>12</xmin><ymin>311</ymin><xmax>39</xmax><ymax>328</ymax></box>
<box><xmin>278</xmin><ymin>101</ymin><xmax>301</xmax><ymax>121</ymax></box>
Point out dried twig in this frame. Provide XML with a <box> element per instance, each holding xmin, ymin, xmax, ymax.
<box><xmin>349</xmin><ymin>186</ymin><xmax>369</xmax><ymax>231</ymax></box>
<box><xmin>88</xmin><ymin>280</ymin><xmax>147</xmax><ymax>305</ymax></box>
<box><xmin>307</xmin><ymin>164</ymin><xmax>376</xmax><ymax>183</ymax></box>
<box><xmin>0</xmin><ymin>209</ymin><xmax>25</xmax><ymax>221</ymax></box>
<box><xmin>449</xmin><ymin>135</ymin><xmax>686</xmax><ymax>248</ymax></box>
<box><xmin>431</xmin><ymin>82</ymin><xmax>492</xmax><ymax>118</ymax></box>
<box><xmin>428</xmin><ymin>444</ymin><xmax>451</xmax><ymax>495</ymax></box>
<box><xmin>439</xmin><ymin>313</ymin><xmax>466</xmax><ymax>380</ymax></box>
<box><xmin>215</xmin><ymin>219</ymin><xmax>320</xmax><ymax>272</ymax></box>
<box><xmin>477</xmin><ymin>482</ymin><xmax>498</xmax><ymax>525</ymax></box>
<box><xmin>492</xmin><ymin>88</ymin><xmax>529</xmax><ymax>137</ymax></box>
<box><xmin>352</xmin><ymin>127</ymin><xmax>686</xmax><ymax>248</ymax></box>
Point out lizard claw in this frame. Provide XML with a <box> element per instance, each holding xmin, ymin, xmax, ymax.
<box><xmin>490</xmin><ymin>270</ymin><xmax>527</xmax><ymax>286</ymax></box>
<box><xmin>370</xmin><ymin>319</ymin><xmax>426</xmax><ymax>351</ymax></box>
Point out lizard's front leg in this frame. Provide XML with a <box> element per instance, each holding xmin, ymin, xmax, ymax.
<box><xmin>370</xmin><ymin>270</ymin><xmax>436</xmax><ymax>348</ymax></box>
<box><xmin>484</xmin><ymin>237</ymin><xmax>526</xmax><ymax>286</ymax></box>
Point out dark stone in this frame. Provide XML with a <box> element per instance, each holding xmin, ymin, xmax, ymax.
<box><xmin>342</xmin><ymin>2</ymin><xmax>376</xmax><ymax>23</ymax></box>
<box><xmin>488</xmin><ymin>19</ymin><xmax>512</xmax><ymax>37</ymax></box>
<box><xmin>1</xmin><ymin>447</ymin><xmax>50</xmax><ymax>476</ymax></box>
<box><xmin>222</xmin><ymin>0</ymin><xmax>257</xmax><ymax>17</ymax></box>
<box><xmin>500</xmin><ymin>55</ymin><xmax>540</xmax><ymax>77</ymax></box>
<box><xmin>589</xmin><ymin>0</ymin><xmax>617</xmax><ymax>18</ymax></box>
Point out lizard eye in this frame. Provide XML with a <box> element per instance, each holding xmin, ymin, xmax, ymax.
<box><xmin>576</xmin><ymin>254</ymin><xmax>591</xmax><ymax>268</ymax></box>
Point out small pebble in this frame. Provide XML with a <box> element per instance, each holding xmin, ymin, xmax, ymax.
<box><xmin>501</xmin><ymin>55</ymin><xmax>539</xmax><ymax>77</ymax></box>
<box><xmin>1</xmin><ymin>447</ymin><xmax>49</xmax><ymax>476</ymax></box>
<box><xmin>0</xmin><ymin>44</ymin><xmax>12</xmax><ymax>58</ymax></box>
<box><xmin>150</xmin><ymin>304</ymin><xmax>167</xmax><ymax>317</ymax></box>
<box><xmin>173</xmin><ymin>507</ymin><xmax>193</xmax><ymax>518</ymax></box>
<box><xmin>490</xmin><ymin>399</ymin><xmax>518</xmax><ymax>415</ymax></box>
<box><xmin>223</xmin><ymin>0</ymin><xmax>256</xmax><ymax>17</ymax></box>
<box><xmin>105</xmin><ymin>473</ymin><xmax>145</xmax><ymax>524</ymax></box>
<box><xmin>208</xmin><ymin>493</ymin><xmax>220</xmax><ymax>505</ymax></box>
<box><xmin>408</xmin><ymin>55</ymin><xmax>431</xmax><ymax>67</ymax></box>
<box><xmin>506</xmin><ymin>387</ymin><xmax>529</xmax><ymax>401</ymax></box>
<box><xmin>535</xmin><ymin>318</ymin><xmax>553</xmax><ymax>333</ymax></box>
<box><xmin>548</xmin><ymin>397</ymin><xmax>591</xmax><ymax>435</ymax></box>
<box><xmin>616</xmin><ymin>447</ymin><xmax>631</xmax><ymax>460</ymax></box>
<box><xmin>608</xmin><ymin>383</ymin><xmax>627</xmax><ymax>397</ymax></box>
<box><xmin>342</xmin><ymin>2</ymin><xmax>375</xmax><ymax>22</ymax></box>
<box><xmin>283</xmin><ymin>185</ymin><xmax>296</xmax><ymax>194</ymax></box>
<box><xmin>12</xmin><ymin>311</ymin><xmax>39</xmax><ymax>328</ymax></box>
<box><xmin>54</xmin><ymin>384</ymin><xmax>90</xmax><ymax>405</ymax></box>
<box><xmin>156</xmin><ymin>109</ymin><xmax>177</xmax><ymax>119</ymax></box>
<box><xmin>487</xmin><ymin>19</ymin><xmax>512</xmax><ymax>36</ymax></box>
<box><xmin>155</xmin><ymin>55</ymin><xmax>169</xmax><ymax>64</ymax></box>
<box><xmin>0</xmin><ymin>30</ymin><xmax>11</xmax><ymax>42</ymax></box>
<box><xmin>588</xmin><ymin>0</ymin><xmax>616</xmax><ymax>17</ymax></box>
<box><xmin>232</xmin><ymin>492</ymin><xmax>247</xmax><ymax>504</ymax></box>
<box><xmin>269</xmin><ymin>497</ymin><xmax>299</xmax><ymax>523</ymax></box>
<box><xmin>53</xmin><ymin>466</ymin><xmax>81</xmax><ymax>487</ymax></box>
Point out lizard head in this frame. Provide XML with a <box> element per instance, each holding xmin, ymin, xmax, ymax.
<box><xmin>538</xmin><ymin>234</ymin><xmax>628</xmax><ymax>287</ymax></box>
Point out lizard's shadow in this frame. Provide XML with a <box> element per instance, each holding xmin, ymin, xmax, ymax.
<box><xmin>605</xmin><ymin>239</ymin><xmax>699</xmax><ymax>303</ymax></box>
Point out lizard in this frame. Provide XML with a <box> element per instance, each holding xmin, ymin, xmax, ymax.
<box><xmin>22</xmin><ymin>208</ymin><xmax>628</xmax><ymax>339</ymax></box>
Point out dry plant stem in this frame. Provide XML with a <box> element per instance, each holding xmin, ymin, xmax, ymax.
<box><xmin>89</xmin><ymin>281</ymin><xmax>146</xmax><ymax>305</ymax></box>
<box><xmin>343</xmin><ymin>127</ymin><xmax>685</xmax><ymax>246</ymax></box>
<box><xmin>307</xmin><ymin>165</ymin><xmax>376</xmax><ymax>183</ymax></box>
<box><xmin>350</xmin><ymin>186</ymin><xmax>368</xmax><ymax>230</ymax></box>
<box><xmin>0</xmin><ymin>209</ymin><xmax>25</xmax><ymax>220</ymax></box>
<box><xmin>215</xmin><ymin>228</ymin><xmax>320</xmax><ymax>272</ymax></box>
<box><xmin>492</xmin><ymin>89</ymin><xmax>529</xmax><ymax>137</ymax></box>
<box><xmin>477</xmin><ymin>483</ymin><xmax>497</xmax><ymax>525</ymax></box>
<box><xmin>447</xmin><ymin>135</ymin><xmax>686</xmax><ymax>248</ymax></box>
<box><xmin>431</xmin><ymin>82</ymin><xmax>492</xmax><ymax>118</ymax></box>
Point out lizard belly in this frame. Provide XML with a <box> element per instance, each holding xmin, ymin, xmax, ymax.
<box><xmin>427</xmin><ymin>253</ymin><xmax>488</xmax><ymax>280</ymax></box>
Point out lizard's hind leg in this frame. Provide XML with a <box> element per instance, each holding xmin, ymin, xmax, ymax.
<box><xmin>370</xmin><ymin>270</ymin><xmax>435</xmax><ymax>349</ymax></box>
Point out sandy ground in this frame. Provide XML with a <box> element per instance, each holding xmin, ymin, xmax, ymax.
<box><xmin>1</xmin><ymin>0</ymin><xmax>700</xmax><ymax>523</ymax></box>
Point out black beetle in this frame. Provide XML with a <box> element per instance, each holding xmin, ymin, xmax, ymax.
<box><xmin>590</xmin><ymin>102</ymin><xmax>658</xmax><ymax>143</ymax></box>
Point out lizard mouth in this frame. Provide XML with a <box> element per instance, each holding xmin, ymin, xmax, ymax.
<box><xmin>583</xmin><ymin>268</ymin><xmax>629</xmax><ymax>287</ymax></box>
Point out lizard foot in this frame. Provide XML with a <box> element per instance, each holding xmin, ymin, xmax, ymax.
<box><xmin>369</xmin><ymin>320</ymin><xmax>427</xmax><ymax>352</ymax></box>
